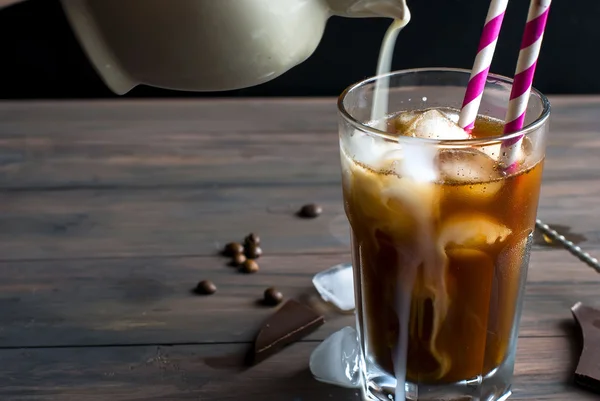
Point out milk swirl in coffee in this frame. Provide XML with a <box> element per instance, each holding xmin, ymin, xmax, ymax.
<box><xmin>343</xmin><ymin>4</ymin><xmax>545</xmax><ymax>400</ymax></box>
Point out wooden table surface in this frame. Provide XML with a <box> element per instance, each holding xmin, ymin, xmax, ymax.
<box><xmin>0</xmin><ymin>97</ymin><xmax>599</xmax><ymax>400</ymax></box>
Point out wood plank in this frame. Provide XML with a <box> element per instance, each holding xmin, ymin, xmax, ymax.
<box><xmin>0</xmin><ymin>97</ymin><xmax>598</xmax><ymax>400</ymax></box>
<box><xmin>0</xmin><ymin>99</ymin><xmax>340</xmax><ymax>189</ymax></box>
<box><xmin>0</xmin><ymin>128</ymin><xmax>340</xmax><ymax>189</ymax></box>
<box><xmin>0</xmin><ymin>185</ymin><xmax>346</xmax><ymax>259</ymax></box>
<box><xmin>0</xmin><ymin>97</ymin><xmax>599</xmax><ymax>189</ymax></box>
<box><xmin>1</xmin><ymin>98</ymin><xmax>599</xmax><ymax>260</ymax></box>
<box><xmin>0</xmin><ymin>336</ymin><xmax>595</xmax><ymax>400</ymax></box>
<box><xmin>0</xmin><ymin>250</ymin><xmax>596</xmax><ymax>348</ymax></box>
<box><xmin>0</xmin><ymin>99</ymin><xmax>340</xmax><ymax>133</ymax></box>
<box><xmin>1</xmin><ymin>180</ymin><xmax>600</xmax><ymax>260</ymax></box>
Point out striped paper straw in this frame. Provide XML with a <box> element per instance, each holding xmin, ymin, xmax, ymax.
<box><xmin>501</xmin><ymin>0</ymin><xmax>552</xmax><ymax>166</ymax></box>
<box><xmin>458</xmin><ymin>0</ymin><xmax>509</xmax><ymax>132</ymax></box>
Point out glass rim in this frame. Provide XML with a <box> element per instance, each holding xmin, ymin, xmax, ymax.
<box><xmin>337</xmin><ymin>67</ymin><xmax>551</xmax><ymax>146</ymax></box>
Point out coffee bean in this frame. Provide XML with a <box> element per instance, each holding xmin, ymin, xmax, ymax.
<box><xmin>223</xmin><ymin>242</ymin><xmax>244</xmax><ymax>257</ymax></box>
<box><xmin>244</xmin><ymin>233</ymin><xmax>261</xmax><ymax>246</ymax></box>
<box><xmin>298</xmin><ymin>203</ymin><xmax>322</xmax><ymax>218</ymax></box>
<box><xmin>263</xmin><ymin>287</ymin><xmax>283</xmax><ymax>306</ymax></box>
<box><xmin>241</xmin><ymin>259</ymin><xmax>259</xmax><ymax>274</ymax></box>
<box><xmin>245</xmin><ymin>245</ymin><xmax>263</xmax><ymax>259</ymax></box>
<box><xmin>194</xmin><ymin>280</ymin><xmax>217</xmax><ymax>295</ymax></box>
<box><xmin>232</xmin><ymin>253</ymin><xmax>247</xmax><ymax>266</ymax></box>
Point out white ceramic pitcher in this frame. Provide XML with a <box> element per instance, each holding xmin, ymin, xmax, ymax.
<box><xmin>60</xmin><ymin>0</ymin><xmax>408</xmax><ymax>94</ymax></box>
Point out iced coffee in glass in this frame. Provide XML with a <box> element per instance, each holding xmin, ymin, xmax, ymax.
<box><xmin>338</xmin><ymin>68</ymin><xmax>550</xmax><ymax>401</ymax></box>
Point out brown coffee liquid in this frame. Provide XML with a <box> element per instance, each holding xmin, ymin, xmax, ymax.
<box><xmin>343</xmin><ymin>111</ymin><xmax>543</xmax><ymax>384</ymax></box>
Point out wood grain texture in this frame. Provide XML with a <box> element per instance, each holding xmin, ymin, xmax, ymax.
<box><xmin>0</xmin><ymin>99</ymin><xmax>340</xmax><ymax>189</ymax></box>
<box><xmin>0</xmin><ymin>337</ymin><xmax>596</xmax><ymax>401</ymax></box>
<box><xmin>0</xmin><ymin>97</ymin><xmax>599</xmax><ymax>190</ymax></box>
<box><xmin>0</xmin><ymin>185</ymin><xmax>346</xmax><ymax>260</ymax></box>
<box><xmin>1</xmin><ymin>182</ymin><xmax>600</xmax><ymax>260</ymax></box>
<box><xmin>1</xmin><ymin>98</ymin><xmax>600</xmax><ymax>260</ymax></box>
<box><xmin>0</xmin><ymin>97</ymin><xmax>599</xmax><ymax>400</ymax></box>
<box><xmin>0</xmin><ymin>250</ymin><xmax>596</xmax><ymax>348</ymax></box>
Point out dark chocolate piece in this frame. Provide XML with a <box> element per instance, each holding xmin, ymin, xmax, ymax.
<box><xmin>252</xmin><ymin>299</ymin><xmax>324</xmax><ymax>364</ymax></box>
<box><xmin>571</xmin><ymin>302</ymin><xmax>600</xmax><ymax>393</ymax></box>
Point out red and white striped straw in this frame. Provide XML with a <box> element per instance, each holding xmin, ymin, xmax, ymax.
<box><xmin>458</xmin><ymin>0</ymin><xmax>509</xmax><ymax>132</ymax></box>
<box><xmin>501</xmin><ymin>0</ymin><xmax>552</xmax><ymax>166</ymax></box>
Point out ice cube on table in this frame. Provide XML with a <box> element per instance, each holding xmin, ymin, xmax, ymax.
<box><xmin>312</xmin><ymin>263</ymin><xmax>355</xmax><ymax>312</ymax></box>
<box><xmin>309</xmin><ymin>326</ymin><xmax>362</xmax><ymax>389</ymax></box>
<box><xmin>407</xmin><ymin>109</ymin><xmax>471</xmax><ymax>140</ymax></box>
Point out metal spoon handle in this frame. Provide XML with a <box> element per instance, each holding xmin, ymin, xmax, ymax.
<box><xmin>535</xmin><ymin>219</ymin><xmax>600</xmax><ymax>274</ymax></box>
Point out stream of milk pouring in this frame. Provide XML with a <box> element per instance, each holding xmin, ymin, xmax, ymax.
<box><xmin>369</xmin><ymin>2</ymin><xmax>412</xmax><ymax>400</ymax></box>
<box><xmin>370</xmin><ymin>3</ymin><xmax>411</xmax><ymax>131</ymax></box>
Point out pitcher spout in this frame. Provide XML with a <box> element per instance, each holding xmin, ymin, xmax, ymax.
<box><xmin>326</xmin><ymin>0</ymin><xmax>410</xmax><ymax>20</ymax></box>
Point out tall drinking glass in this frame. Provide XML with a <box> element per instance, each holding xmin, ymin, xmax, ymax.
<box><xmin>338</xmin><ymin>68</ymin><xmax>550</xmax><ymax>401</ymax></box>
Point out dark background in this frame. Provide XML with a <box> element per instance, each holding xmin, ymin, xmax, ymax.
<box><xmin>0</xmin><ymin>0</ymin><xmax>591</xmax><ymax>99</ymax></box>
